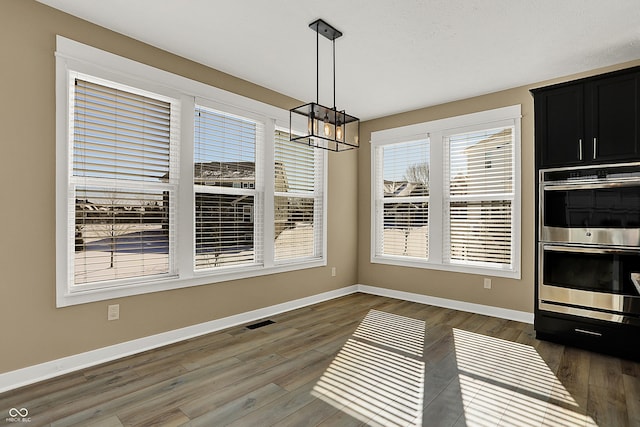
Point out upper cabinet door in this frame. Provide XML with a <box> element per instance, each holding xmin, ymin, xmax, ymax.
<box><xmin>535</xmin><ymin>84</ymin><xmax>584</xmax><ymax>168</ymax></box>
<box><xmin>534</xmin><ymin>66</ymin><xmax>640</xmax><ymax>169</ymax></box>
<box><xmin>589</xmin><ymin>73</ymin><xmax>640</xmax><ymax>163</ymax></box>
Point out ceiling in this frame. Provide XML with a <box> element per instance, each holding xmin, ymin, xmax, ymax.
<box><xmin>37</xmin><ymin>0</ymin><xmax>640</xmax><ymax>120</ymax></box>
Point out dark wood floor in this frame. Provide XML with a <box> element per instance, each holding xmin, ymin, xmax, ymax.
<box><xmin>2</xmin><ymin>293</ymin><xmax>640</xmax><ymax>426</ymax></box>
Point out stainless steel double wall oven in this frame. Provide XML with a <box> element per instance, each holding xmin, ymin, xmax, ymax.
<box><xmin>539</xmin><ymin>163</ymin><xmax>640</xmax><ymax>325</ymax></box>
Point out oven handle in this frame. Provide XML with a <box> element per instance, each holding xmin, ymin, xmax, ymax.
<box><xmin>631</xmin><ymin>273</ymin><xmax>640</xmax><ymax>295</ymax></box>
<box><xmin>542</xmin><ymin>244</ymin><xmax>640</xmax><ymax>255</ymax></box>
<box><xmin>543</xmin><ymin>179</ymin><xmax>640</xmax><ymax>191</ymax></box>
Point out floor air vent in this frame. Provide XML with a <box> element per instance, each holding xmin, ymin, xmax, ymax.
<box><xmin>246</xmin><ymin>319</ymin><xmax>275</xmax><ymax>330</ymax></box>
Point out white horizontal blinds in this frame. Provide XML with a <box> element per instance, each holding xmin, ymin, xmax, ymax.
<box><xmin>72</xmin><ymin>77</ymin><xmax>175</xmax><ymax>287</ymax></box>
<box><xmin>274</xmin><ymin>130</ymin><xmax>321</xmax><ymax>261</ymax></box>
<box><xmin>194</xmin><ymin>193</ymin><xmax>255</xmax><ymax>268</ymax></box>
<box><xmin>74</xmin><ymin>188</ymin><xmax>170</xmax><ymax>284</ymax></box>
<box><xmin>445</xmin><ymin>126</ymin><xmax>514</xmax><ymax>268</ymax></box>
<box><xmin>193</xmin><ymin>107</ymin><xmax>256</xmax><ymax>188</ymax></box>
<box><xmin>73</xmin><ymin>79</ymin><xmax>171</xmax><ymax>181</ymax></box>
<box><xmin>194</xmin><ymin>106</ymin><xmax>260</xmax><ymax>269</ymax></box>
<box><xmin>377</xmin><ymin>139</ymin><xmax>429</xmax><ymax>258</ymax></box>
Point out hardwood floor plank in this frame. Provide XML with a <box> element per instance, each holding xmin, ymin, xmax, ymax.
<box><xmin>228</xmin><ymin>326</ymin><xmax>301</xmax><ymax>363</ymax></box>
<box><xmin>314</xmin><ymin>408</ymin><xmax>367</xmax><ymax>427</ymax></box>
<box><xmin>543</xmin><ymin>346</ymin><xmax>591</xmax><ymax>427</ymax></box>
<box><xmin>6</xmin><ymin>361</ymin><xmax>187</xmax><ymax>426</ymax></box>
<box><xmin>273</xmin><ymin>350</ymin><xmax>334</xmax><ymax>391</ymax></box>
<box><xmin>589</xmin><ymin>352</ymin><xmax>623</xmax><ymax>391</ymax></box>
<box><xmin>176</xmin><ymin>369</ymin><xmax>283</xmax><ymax>419</ymax></box>
<box><xmin>419</xmin><ymin>376</ymin><xmax>466</xmax><ymax>427</ymax></box>
<box><xmin>554</xmin><ymin>346</ymin><xmax>591</xmax><ymax>402</ymax></box>
<box><xmin>533</xmin><ymin>338</ymin><xmax>565</xmax><ymax>376</ymax></box>
<box><xmin>622</xmin><ymin>373</ymin><xmax>640</xmax><ymax>426</ymax></box>
<box><xmin>224</xmin><ymin>380</ymin><xmax>318</xmax><ymax>427</ymax></box>
<box><xmin>116</xmin><ymin>353</ymin><xmax>285</xmax><ymax>426</ymax></box>
<box><xmin>275</xmin><ymin>397</ymin><xmax>341</xmax><ymax>427</ymax></box>
<box><xmin>178</xmin><ymin>349</ymin><xmax>325</xmax><ymax>419</ymax></box>
<box><xmin>621</xmin><ymin>359</ymin><xmax>640</xmax><ymax>378</ymax></box>
<box><xmin>311</xmin><ymin>329</ymin><xmax>354</xmax><ymax>356</ymax></box>
<box><xmin>587</xmin><ymin>383</ymin><xmax>628</xmax><ymax>427</ymax></box>
<box><xmin>182</xmin><ymin>382</ymin><xmax>287</xmax><ymax>427</ymax></box>
<box><xmin>177</xmin><ymin>328</ymin><xmax>290</xmax><ymax>371</ymax></box>
<box><xmin>276</xmin><ymin>324</ymin><xmax>361</xmax><ymax>360</ymax></box>
<box><xmin>132</xmin><ymin>408</ymin><xmax>189</xmax><ymax>427</ymax></box>
<box><xmin>76</xmin><ymin>415</ymin><xmax>124</xmax><ymax>427</ymax></box>
<box><xmin>0</xmin><ymin>372</ymin><xmax>87</xmax><ymax>409</ymax></box>
<box><xmin>49</xmin><ymin>356</ymin><xmax>240</xmax><ymax>427</ymax></box>
<box><xmin>2</xmin><ymin>293</ymin><xmax>640</xmax><ymax>427</ymax></box>
<box><xmin>422</xmin><ymin>350</ymin><xmax>461</xmax><ymax>410</ymax></box>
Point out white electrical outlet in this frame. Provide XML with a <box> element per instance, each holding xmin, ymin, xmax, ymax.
<box><xmin>331</xmin><ymin>267</ymin><xmax>336</xmax><ymax>277</ymax></box>
<box><xmin>484</xmin><ymin>278</ymin><xmax>492</xmax><ymax>289</ymax></box>
<box><xmin>108</xmin><ymin>304</ymin><xmax>120</xmax><ymax>321</ymax></box>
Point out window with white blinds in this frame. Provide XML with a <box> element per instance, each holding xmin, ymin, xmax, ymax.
<box><xmin>194</xmin><ymin>106</ymin><xmax>262</xmax><ymax>270</ymax></box>
<box><xmin>56</xmin><ymin>36</ymin><xmax>327</xmax><ymax>306</ymax></box>
<box><xmin>371</xmin><ymin>105</ymin><xmax>520</xmax><ymax>278</ymax></box>
<box><xmin>274</xmin><ymin>130</ymin><xmax>324</xmax><ymax>261</ymax></box>
<box><xmin>71</xmin><ymin>77</ymin><xmax>177</xmax><ymax>287</ymax></box>
<box><xmin>445</xmin><ymin>127</ymin><xmax>514</xmax><ymax>269</ymax></box>
<box><xmin>374</xmin><ymin>140</ymin><xmax>429</xmax><ymax>259</ymax></box>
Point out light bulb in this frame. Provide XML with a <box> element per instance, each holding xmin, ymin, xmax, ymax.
<box><xmin>308</xmin><ymin>118</ymin><xmax>319</xmax><ymax>135</ymax></box>
<box><xmin>323</xmin><ymin>114</ymin><xmax>331</xmax><ymax>137</ymax></box>
<box><xmin>336</xmin><ymin>124</ymin><xmax>343</xmax><ymax>141</ymax></box>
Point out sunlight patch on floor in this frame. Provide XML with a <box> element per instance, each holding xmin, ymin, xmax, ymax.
<box><xmin>453</xmin><ymin>328</ymin><xmax>596</xmax><ymax>426</ymax></box>
<box><xmin>312</xmin><ymin>310</ymin><xmax>426</xmax><ymax>426</ymax></box>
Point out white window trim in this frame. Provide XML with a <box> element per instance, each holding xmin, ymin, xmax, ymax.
<box><xmin>371</xmin><ymin>105</ymin><xmax>521</xmax><ymax>279</ymax></box>
<box><xmin>56</xmin><ymin>36</ymin><xmax>326</xmax><ymax>307</ymax></box>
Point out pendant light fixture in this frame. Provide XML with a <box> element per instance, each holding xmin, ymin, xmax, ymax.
<box><xmin>289</xmin><ymin>19</ymin><xmax>360</xmax><ymax>152</ymax></box>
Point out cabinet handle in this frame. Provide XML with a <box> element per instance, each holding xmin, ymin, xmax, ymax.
<box><xmin>574</xmin><ymin>328</ymin><xmax>602</xmax><ymax>337</ymax></box>
<box><xmin>593</xmin><ymin>137</ymin><xmax>597</xmax><ymax>159</ymax></box>
<box><xmin>578</xmin><ymin>139</ymin><xmax>583</xmax><ymax>160</ymax></box>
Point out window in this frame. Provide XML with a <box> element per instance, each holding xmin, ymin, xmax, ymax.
<box><xmin>374</xmin><ymin>139</ymin><xmax>429</xmax><ymax>258</ymax></box>
<box><xmin>193</xmin><ymin>106</ymin><xmax>262</xmax><ymax>270</ymax></box>
<box><xmin>56</xmin><ymin>36</ymin><xmax>326</xmax><ymax>306</ymax></box>
<box><xmin>445</xmin><ymin>127</ymin><xmax>514</xmax><ymax>269</ymax></box>
<box><xmin>274</xmin><ymin>130</ymin><xmax>324</xmax><ymax>262</ymax></box>
<box><xmin>371</xmin><ymin>106</ymin><xmax>521</xmax><ymax>278</ymax></box>
<box><xmin>71</xmin><ymin>76</ymin><xmax>178</xmax><ymax>289</ymax></box>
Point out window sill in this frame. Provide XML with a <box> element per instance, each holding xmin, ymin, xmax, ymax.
<box><xmin>57</xmin><ymin>258</ymin><xmax>327</xmax><ymax>307</ymax></box>
<box><xmin>370</xmin><ymin>255</ymin><xmax>520</xmax><ymax>280</ymax></box>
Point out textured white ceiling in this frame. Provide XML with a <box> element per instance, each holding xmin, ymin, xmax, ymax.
<box><xmin>37</xmin><ymin>0</ymin><xmax>640</xmax><ymax>120</ymax></box>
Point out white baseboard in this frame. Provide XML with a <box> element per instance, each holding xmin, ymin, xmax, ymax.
<box><xmin>356</xmin><ymin>284</ymin><xmax>534</xmax><ymax>324</ymax></box>
<box><xmin>0</xmin><ymin>286</ymin><xmax>358</xmax><ymax>394</ymax></box>
<box><xmin>0</xmin><ymin>283</ymin><xmax>533</xmax><ymax>394</ymax></box>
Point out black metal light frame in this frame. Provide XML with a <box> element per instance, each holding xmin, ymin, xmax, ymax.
<box><xmin>289</xmin><ymin>19</ymin><xmax>360</xmax><ymax>152</ymax></box>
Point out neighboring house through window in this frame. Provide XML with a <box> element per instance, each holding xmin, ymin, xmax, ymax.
<box><xmin>371</xmin><ymin>105</ymin><xmax>521</xmax><ymax>278</ymax></box>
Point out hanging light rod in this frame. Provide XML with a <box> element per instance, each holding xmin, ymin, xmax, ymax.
<box><xmin>289</xmin><ymin>18</ymin><xmax>360</xmax><ymax>152</ymax></box>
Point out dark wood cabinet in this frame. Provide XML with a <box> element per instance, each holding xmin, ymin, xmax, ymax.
<box><xmin>589</xmin><ymin>73</ymin><xmax>640</xmax><ymax>162</ymax></box>
<box><xmin>533</xmin><ymin>66</ymin><xmax>640</xmax><ymax>361</ymax></box>
<box><xmin>533</xmin><ymin>67</ymin><xmax>640</xmax><ymax>168</ymax></box>
<box><xmin>534</xmin><ymin>84</ymin><xmax>583</xmax><ymax>167</ymax></box>
<box><xmin>535</xmin><ymin>311</ymin><xmax>640</xmax><ymax>360</ymax></box>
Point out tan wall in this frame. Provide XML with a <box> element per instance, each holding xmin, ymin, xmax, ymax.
<box><xmin>358</xmin><ymin>60</ymin><xmax>640</xmax><ymax>314</ymax></box>
<box><xmin>0</xmin><ymin>0</ymin><xmax>358</xmax><ymax>374</ymax></box>
<box><xmin>2</xmin><ymin>0</ymin><xmax>639</xmax><ymax>376</ymax></box>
